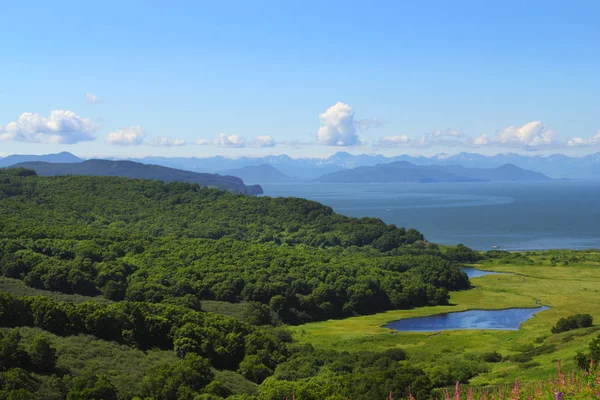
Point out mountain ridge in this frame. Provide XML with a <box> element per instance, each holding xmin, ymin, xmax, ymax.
<box><xmin>222</xmin><ymin>164</ymin><xmax>295</xmax><ymax>183</ymax></box>
<box><xmin>317</xmin><ymin>161</ymin><xmax>550</xmax><ymax>183</ymax></box>
<box><xmin>2</xmin><ymin>151</ymin><xmax>600</xmax><ymax>179</ymax></box>
<box><xmin>8</xmin><ymin>159</ymin><xmax>263</xmax><ymax>195</ymax></box>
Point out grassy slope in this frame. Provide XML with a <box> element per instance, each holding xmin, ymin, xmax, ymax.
<box><xmin>0</xmin><ymin>277</ymin><xmax>114</xmax><ymax>305</ymax></box>
<box><xmin>291</xmin><ymin>250</ymin><xmax>600</xmax><ymax>386</ymax></box>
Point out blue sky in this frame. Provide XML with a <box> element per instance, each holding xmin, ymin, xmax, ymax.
<box><xmin>1</xmin><ymin>0</ymin><xmax>599</xmax><ymax>158</ymax></box>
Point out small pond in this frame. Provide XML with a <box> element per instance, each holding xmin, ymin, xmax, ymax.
<box><xmin>461</xmin><ymin>267</ymin><xmax>506</xmax><ymax>279</ymax></box>
<box><xmin>385</xmin><ymin>306</ymin><xmax>549</xmax><ymax>332</ymax></box>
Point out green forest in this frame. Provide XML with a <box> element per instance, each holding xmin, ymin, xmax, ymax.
<box><xmin>0</xmin><ymin>168</ymin><xmax>482</xmax><ymax>399</ymax></box>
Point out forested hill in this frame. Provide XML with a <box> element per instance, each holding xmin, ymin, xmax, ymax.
<box><xmin>0</xmin><ymin>168</ymin><xmax>474</xmax><ymax>324</ymax></box>
<box><xmin>10</xmin><ymin>159</ymin><xmax>263</xmax><ymax>195</ymax></box>
<box><xmin>0</xmin><ymin>168</ymin><xmax>479</xmax><ymax>399</ymax></box>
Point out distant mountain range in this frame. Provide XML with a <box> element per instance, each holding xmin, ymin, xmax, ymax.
<box><xmin>1</xmin><ymin>150</ymin><xmax>599</xmax><ymax>183</ymax></box>
<box><xmin>9</xmin><ymin>159</ymin><xmax>263</xmax><ymax>195</ymax></box>
<box><xmin>117</xmin><ymin>151</ymin><xmax>600</xmax><ymax>180</ymax></box>
<box><xmin>127</xmin><ymin>155</ymin><xmax>344</xmax><ymax>180</ymax></box>
<box><xmin>222</xmin><ymin>164</ymin><xmax>295</xmax><ymax>183</ymax></box>
<box><xmin>317</xmin><ymin>162</ymin><xmax>550</xmax><ymax>183</ymax></box>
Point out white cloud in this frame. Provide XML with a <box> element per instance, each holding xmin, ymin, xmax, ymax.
<box><xmin>432</xmin><ymin>128</ymin><xmax>464</xmax><ymax>137</ymax></box>
<box><xmin>492</xmin><ymin>121</ymin><xmax>554</xmax><ymax>148</ymax></box>
<box><xmin>106</xmin><ymin>126</ymin><xmax>146</xmax><ymax>146</ymax></box>
<box><xmin>408</xmin><ymin>122</ymin><xmax>556</xmax><ymax>150</ymax></box>
<box><xmin>414</xmin><ymin>128</ymin><xmax>471</xmax><ymax>148</ymax></box>
<box><xmin>193</xmin><ymin>139</ymin><xmax>210</xmax><ymax>145</ymax></box>
<box><xmin>0</xmin><ymin>110</ymin><xmax>97</xmax><ymax>144</ymax></box>
<box><xmin>213</xmin><ymin>133</ymin><xmax>246</xmax><ymax>147</ymax></box>
<box><xmin>377</xmin><ymin>135</ymin><xmax>411</xmax><ymax>147</ymax></box>
<box><xmin>567</xmin><ymin>131</ymin><xmax>600</xmax><ymax>147</ymax></box>
<box><xmin>253</xmin><ymin>135</ymin><xmax>276</xmax><ymax>148</ymax></box>
<box><xmin>317</xmin><ymin>102</ymin><xmax>361</xmax><ymax>146</ymax></box>
<box><xmin>85</xmin><ymin>92</ymin><xmax>99</xmax><ymax>105</ymax></box>
<box><xmin>149</xmin><ymin>136</ymin><xmax>186</xmax><ymax>147</ymax></box>
<box><xmin>472</xmin><ymin>134</ymin><xmax>489</xmax><ymax>146</ymax></box>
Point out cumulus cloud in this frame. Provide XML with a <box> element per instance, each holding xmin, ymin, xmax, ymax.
<box><xmin>492</xmin><ymin>121</ymin><xmax>554</xmax><ymax>148</ymax></box>
<box><xmin>567</xmin><ymin>131</ymin><xmax>600</xmax><ymax>147</ymax></box>
<box><xmin>253</xmin><ymin>135</ymin><xmax>276</xmax><ymax>148</ymax></box>
<box><xmin>85</xmin><ymin>92</ymin><xmax>100</xmax><ymax>105</ymax></box>
<box><xmin>317</xmin><ymin>102</ymin><xmax>361</xmax><ymax>146</ymax></box>
<box><xmin>193</xmin><ymin>139</ymin><xmax>210</xmax><ymax>145</ymax></box>
<box><xmin>377</xmin><ymin>135</ymin><xmax>411</xmax><ymax>147</ymax></box>
<box><xmin>408</xmin><ymin>122</ymin><xmax>557</xmax><ymax>150</ymax></box>
<box><xmin>209</xmin><ymin>134</ymin><xmax>276</xmax><ymax>148</ymax></box>
<box><xmin>148</xmin><ymin>136</ymin><xmax>186</xmax><ymax>147</ymax></box>
<box><xmin>106</xmin><ymin>126</ymin><xmax>146</xmax><ymax>146</ymax></box>
<box><xmin>0</xmin><ymin>110</ymin><xmax>97</xmax><ymax>144</ymax></box>
<box><xmin>213</xmin><ymin>133</ymin><xmax>246</xmax><ymax>147</ymax></box>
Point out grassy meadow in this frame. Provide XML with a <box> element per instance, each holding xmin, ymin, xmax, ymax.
<box><xmin>291</xmin><ymin>250</ymin><xmax>600</xmax><ymax>387</ymax></box>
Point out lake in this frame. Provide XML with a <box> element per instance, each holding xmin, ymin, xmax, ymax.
<box><xmin>385</xmin><ymin>306</ymin><xmax>549</xmax><ymax>332</ymax></box>
<box><xmin>460</xmin><ymin>267</ymin><xmax>505</xmax><ymax>279</ymax></box>
<box><xmin>261</xmin><ymin>181</ymin><xmax>600</xmax><ymax>250</ymax></box>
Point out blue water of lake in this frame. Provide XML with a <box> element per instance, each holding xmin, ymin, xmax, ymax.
<box><xmin>460</xmin><ymin>267</ymin><xmax>505</xmax><ymax>278</ymax></box>
<box><xmin>385</xmin><ymin>306</ymin><xmax>549</xmax><ymax>332</ymax></box>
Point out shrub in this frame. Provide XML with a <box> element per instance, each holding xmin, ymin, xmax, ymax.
<box><xmin>482</xmin><ymin>351</ymin><xmax>502</xmax><ymax>363</ymax></box>
<box><xmin>551</xmin><ymin>314</ymin><xmax>593</xmax><ymax>334</ymax></box>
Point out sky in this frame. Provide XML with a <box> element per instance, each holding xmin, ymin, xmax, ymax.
<box><xmin>1</xmin><ymin>0</ymin><xmax>599</xmax><ymax>159</ymax></box>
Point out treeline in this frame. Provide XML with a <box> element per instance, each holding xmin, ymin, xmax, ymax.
<box><xmin>0</xmin><ymin>238</ymin><xmax>469</xmax><ymax>324</ymax></box>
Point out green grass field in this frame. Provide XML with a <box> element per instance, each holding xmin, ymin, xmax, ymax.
<box><xmin>291</xmin><ymin>250</ymin><xmax>600</xmax><ymax>386</ymax></box>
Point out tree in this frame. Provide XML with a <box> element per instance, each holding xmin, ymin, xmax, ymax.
<box><xmin>0</xmin><ymin>330</ymin><xmax>29</xmax><ymax>370</ymax></box>
<box><xmin>28</xmin><ymin>335</ymin><xmax>56</xmax><ymax>373</ymax></box>
<box><xmin>66</xmin><ymin>373</ymin><xmax>118</xmax><ymax>400</ymax></box>
<box><xmin>238</xmin><ymin>355</ymin><xmax>273</xmax><ymax>383</ymax></box>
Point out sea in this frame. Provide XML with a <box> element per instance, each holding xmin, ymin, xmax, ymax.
<box><xmin>260</xmin><ymin>181</ymin><xmax>600</xmax><ymax>251</ymax></box>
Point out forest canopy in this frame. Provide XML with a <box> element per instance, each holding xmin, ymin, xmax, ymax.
<box><xmin>0</xmin><ymin>169</ymin><xmax>479</xmax><ymax>399</ymax></box>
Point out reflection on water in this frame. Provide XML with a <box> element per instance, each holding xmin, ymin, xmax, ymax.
<box><xmin>385</xmin><ymin>306</ymin><xmax>549</xmax><ymax>332</ymax></box>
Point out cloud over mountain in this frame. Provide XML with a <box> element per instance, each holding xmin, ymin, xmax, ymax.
<box><xmin>415</xmin><ymin>129</ymin><xmax>471</xmax><ymax>148</ymax></box>
<box><xmin>567</xmin><ymin>131</ymin><xmax>600</xmax><ymax>147</ymax></box>
<box><xmin>405</xmin><ymin>122</ymin><xmax>557</xmax><ymax>150</ymax></box>
<box><xmin>0</xmin><ymin>110</ymin><xmax>97</xmax><ymax>144</ymax></box>
<box><xmin>479</xmin><ymin>121</ymin><xmax>555</xmax><ymax>148</ymax></box>
<box><xmin>377</xmin><ymin>135</ymin><xmax>410</xmax><ymax>147</ymax></box>
<box><xmin>317</xmin><ymin>102</ymin><xmax>361</xmax><ymax>146</ymax></box>
<box><xmin>106</xmin><ymin>126</ymin><xmax>146</xmax><ymax>146</ymax></box>
<box><xmin>148</xmin><ymin>137</ymin><xmax>186</xmax><ymax>147</ymax></box>
<box><xmin>213</xmin><ymin>133</ymin><xmax>247</xmax><ymax>147</ymax></box>
<box><xmin>253</xmin><ymin>136</ymin><xmax>276</xmax><ymax>148</ymax></box>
